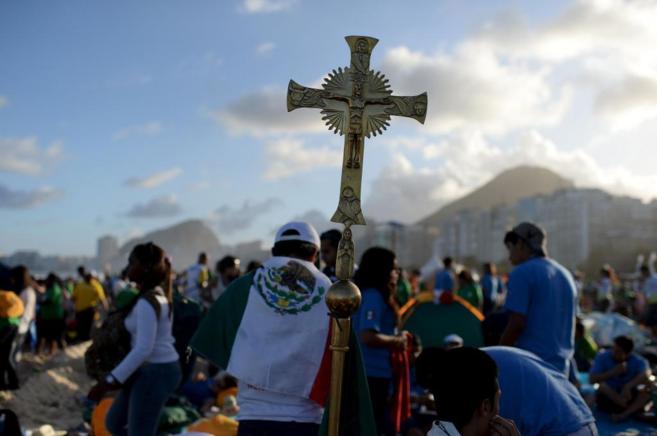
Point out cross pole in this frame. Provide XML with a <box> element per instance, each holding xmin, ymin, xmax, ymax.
<box><xmin>287</xmin><ymin>35</ymin><xmax>427</xmax><ymax>435</ymax></box>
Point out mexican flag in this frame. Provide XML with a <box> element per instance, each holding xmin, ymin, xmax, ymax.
<box><xmin>190</xmin><ymin>256</ymin><xmax>376</xmax><ymax>435</ymax></box>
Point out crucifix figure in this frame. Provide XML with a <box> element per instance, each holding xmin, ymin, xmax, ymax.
<box><xmin>287</xmin><ymin>35</ymin><xmax>427</xmax><ymax>436</ymax></box>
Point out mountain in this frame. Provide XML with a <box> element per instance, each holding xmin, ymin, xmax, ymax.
<box><xmin>112</xmin><ymin>219</ymin><xmax>221</xmax><ymax>271</ymax></box>
<box><xmin>418</xmin><ymin>166</ymin><xmax>574</xmax><ymax>227</ymax></box>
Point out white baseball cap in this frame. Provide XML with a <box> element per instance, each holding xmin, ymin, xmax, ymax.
<box><xmin>444</xmin><ymin>334</ymin><xmax>464</xmax><ymax>346</ymax></box>
<box><xmin>274</xmin><ymin>221</ymin><xmax>321</xmax><ymax>248</ymax></box>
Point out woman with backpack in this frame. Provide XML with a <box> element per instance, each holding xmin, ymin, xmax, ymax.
<box><xmin>88</xmin><ymin>242</ymin><xmax>181</xmax><ymax>436</ymax></box>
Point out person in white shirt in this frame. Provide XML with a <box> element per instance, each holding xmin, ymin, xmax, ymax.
<box><xmin>11</xmin><ymin>266</ymin><xmax>36</xmax><ymax>339</ymax></box>
<box><xmin>639</xmin><ymin>265</ymin><xmax>657</xmax><ymax>336</ymax></box>
<box><xmin>10</xmin><ymin>266</ymin><xmax>37</xmax><ymax>362</ymax></box>
<box><xmin>185</xmin><ymin>252</ymin><xmax>210</xmax><ymax>306</ymax></box>
<box><xmin>211</xmin><ymin>255</ymin><xmax>241</xmax><ymax>302</ymax></box>
<box><xmin>596</xmin><ymin>265</ymin><xmax>616</xmax><ymax>313</ymax></box>
<box><xmin>111</xmin><ymin>268</ymin><xmax>131</xmax><ymax>298</ymax></box>
<box><xmin>88</xmin><ymin>242</ymin><xmax>180</xmax><ymax>436</ymax></box>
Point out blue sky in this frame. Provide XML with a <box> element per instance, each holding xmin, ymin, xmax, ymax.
<box><xmin>3</xmin><ymin>0</ymin><xmax>657</xmax><ymax>256</ymax></box>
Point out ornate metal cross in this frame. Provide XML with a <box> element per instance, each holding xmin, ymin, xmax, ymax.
<box><xmin>287</xmin><ymin>35</ymin><xmax>427</xmax><ymax>436</ymax></box>
<box><xmin>288</xmin><ymin>36</ymin><xmax>427</xmax><ymax>238</ymax></box>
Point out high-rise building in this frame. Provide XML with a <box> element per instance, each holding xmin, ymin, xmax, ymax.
<box><xmin>97</xmin><ymin>235</ymin><xmax>119</xmax><ymax>270</ymax></box>
<box><xmin>432</xmin><ymin>188</ymin><xmax>657</xmax><ymax>272</ymax></box>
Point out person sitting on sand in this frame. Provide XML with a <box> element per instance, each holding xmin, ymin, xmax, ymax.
<box><xmin>589</xmin><ymin>335</ymin><xmax>652</xmax><ymax>421</ymax></box>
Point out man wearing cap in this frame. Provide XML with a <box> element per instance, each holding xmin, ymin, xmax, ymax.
<box><xmin>191</xmin><ymin>222</ymin><xmax>376</xmax><ymax>436</ymax></box>
<box><xmin>191</xmin><ymin>222</ymin><xmax>329</xmax><ymax>435</ymax></box>
<box><xmin>500</xmin><ymin>222</ymin><xmax>577</xmax><ymax>375</ymax></box>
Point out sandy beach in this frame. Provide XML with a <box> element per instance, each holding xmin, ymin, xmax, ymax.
<box><xmin>0</xmin><ymin>342</ymin><xmax>92</xmax><ymax>432</ymax></box>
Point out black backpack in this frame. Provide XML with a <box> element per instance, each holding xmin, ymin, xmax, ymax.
<box><xmin>84</xmin><ymin>290</ymin><xmax>162</xmax><ymax>381</ymax></box>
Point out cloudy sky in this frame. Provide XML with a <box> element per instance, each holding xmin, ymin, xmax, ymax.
<box><xmin>3</xmin><ymin>0</ymin><xmax>657</xmax><ymax>256</ymax></box>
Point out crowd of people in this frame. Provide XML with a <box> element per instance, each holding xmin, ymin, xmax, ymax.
<box><xmin>1</xmin><ymin>220</ymin><xmax>657</xmax><ymax>435</ymax></box>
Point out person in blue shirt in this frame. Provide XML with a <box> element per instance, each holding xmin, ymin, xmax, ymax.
<box><xmin>589</xmin><ymin>335</ymin><xmax>652</xmax><ymax>421</ymax></box>
<box><xmin>434</xmin><ymin>257</ymin><xmax>456</xmax><ymax>297</ymax></box>
<box><xmin>417</xmin><ymin>346</ymin><xmax>596</xmax><ymax>436</ymax></box>
<box><xmin>353</xmin><ymin>247</ymin><xmax>407</xmax><ymax>436</ymax></box>
<box><xmin>500</xmin><ymin>222</ymin><xmax>577</xmax><ymax>375</ymax></box>
<box><xmin>484</xmin><ymin>346</ymin><xmax>597</xmax><ymax>436</ymax></box>
<box><xmin>481</xmin><ymin>262</ymin><xmax>502</xmax><ymax>316</ymax></box>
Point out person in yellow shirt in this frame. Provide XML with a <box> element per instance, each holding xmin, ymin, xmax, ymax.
<box><xmin>72</xmin><ymin>266</ymin><xmax>108</xmax><ymax>342</ymax></box>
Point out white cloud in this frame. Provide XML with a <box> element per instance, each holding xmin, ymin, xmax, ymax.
<box><xmin>465</xmin><ymin>0</ymin><xmax>657</xmax><ymax>129</ymax></box>
<box><xmin>380</xmin><ymin>45</ymin><xmax>571</xmax><ymax>135</ymax></box>
<box><xmin>0</xmin><ymin>184</ymin><xmax>62</xmax><ymax>209</ymax></box>
<box><xmin>242</xmin><ymin>0</ymin><xmax>295</xmax><ymax>13</ymax></box>
<box><xmin>474</xmin><ymin>0</ymin><xmax>657</xmax><ymax>64</ymax></box>
<box><xmin>0</xmin><ymin>96</ymin><xmax>8</xmax><ymax>109</ymax></box>
<box><xmin>263</xmin><ymin>138</ymin><xmax>341</xmax><ymax>180</ymax></box>
<box><xmin>124</xmin><ymin>167</ymin><xmax>183</xmax><ymax>189</ymax></box>
<box><xmin>215</xmin><ymin>87</ymin><xmax>324</xmax><ymax>137</ymax></box>
<box><xmin>0</xmin><ymin>137</ymin><xmax>63</xmax><ymax>175</ymax></box>
<box><xmin>211</xmin><ymin>198</ymin><xmax>282</xmax><ymax>234</ymax></box>
<box><xmin>127</xmin><ymin>195</ymin><xmax>182</xmax><ymax>218</ymax></box>
<box><xmin>365</xmin><ymin>130</ymin><xmax>657</xmax><ymax>224</ymax></box>
<box><xmin>256</xmin><ymin>42</ymin><xmax>276</xmax><ymax>56</ymax></box>
<box><xmin>594</xmin><ymin>74</ymin><xmax>657</xmax><ymax>130</ymax></box>
<box><xmin>113</xmin><ymin>121</ymin><xmax>162</xmax><ymax>141</ymax></box>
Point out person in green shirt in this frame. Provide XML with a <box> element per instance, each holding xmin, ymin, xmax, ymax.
<box><xmin>37</xmin><ymin>273</ymin><xmax>66</xmax><ymax>355</ymax></box>
<box><xmin>574</xmin><ymin>320</ymin><xmax>598</xmax><ymax>372</ymax></box>
<box><xmin>457</xmin><ymin>269</ymin><xmax>483</xmax><ymax>312</ymax></box>
<box><xmin>114</xmin><ymin>286</ymin><xmax>139</xmax><ymax>310</ymax></box>
<box><xmin>396</xmin><ymin>268</ymin><xmax>413</xmax><ymax>307</ymax></box>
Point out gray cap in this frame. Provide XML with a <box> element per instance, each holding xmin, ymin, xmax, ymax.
<box><xmin>510</xmin><ymin>222</ymin><xmax>547</xmax><ymax>256</ymax></box>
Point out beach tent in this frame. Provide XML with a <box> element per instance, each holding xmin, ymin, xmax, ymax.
<box><xmin>583</xmin><ymin>312</ymin><xmax>650</xmax><ymax>351</ymax></box>
<box><xmin>400</xmin><ymin>292</ymin><xmax>484</xmax><ymax>348</ymax></box>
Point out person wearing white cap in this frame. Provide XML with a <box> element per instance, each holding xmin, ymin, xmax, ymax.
<box><xmin>444</xmin><ymin>334</ymin><xmax>464</xmax><ymax>350</ymax></box>
<box><xmin>191</xmin><ymin>221</ymin><xmax>332</xmax><ymax>436</ymax></box>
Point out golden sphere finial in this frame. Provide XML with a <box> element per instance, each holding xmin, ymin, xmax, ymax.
<box><xmin>325</xmin><ymin>279</ymin><xmax>361</xmax><ymax>318</ymax></box>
